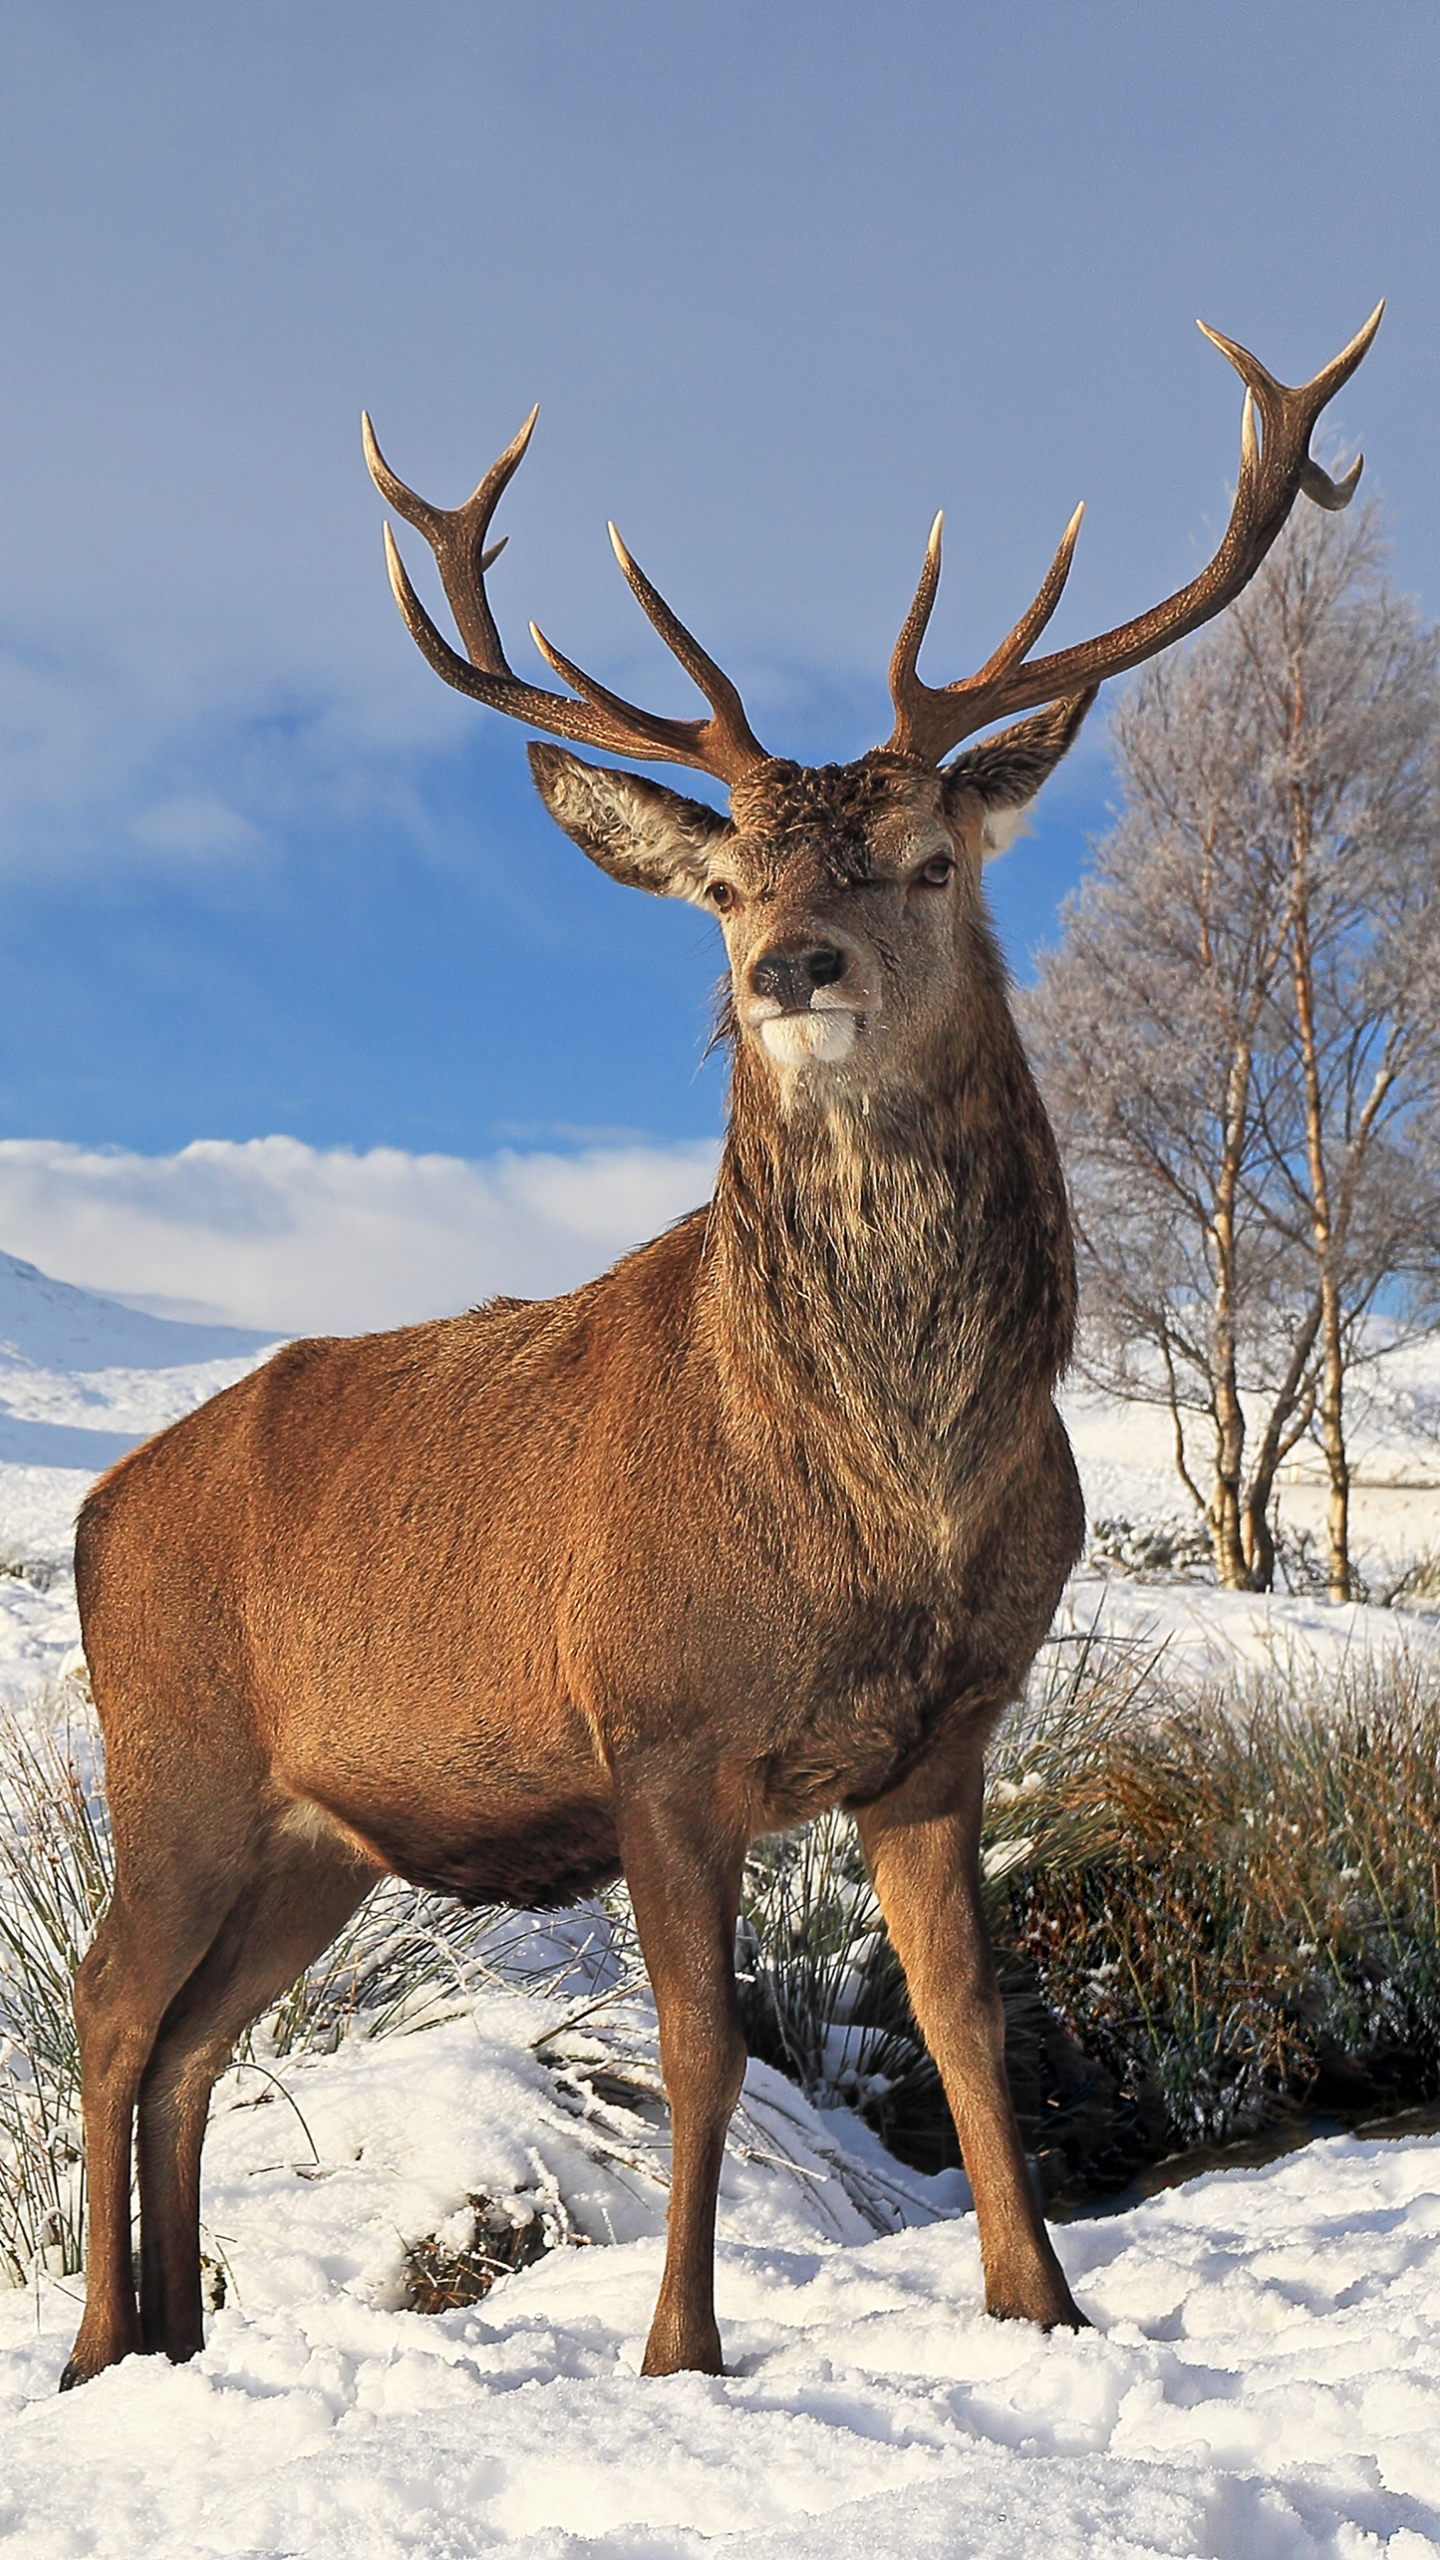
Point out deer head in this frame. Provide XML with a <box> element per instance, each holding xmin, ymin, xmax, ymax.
<box><xmin>364</xmin><ymin>309</ymin><xmax>1381</xmax><ymax>1105</ymax></box>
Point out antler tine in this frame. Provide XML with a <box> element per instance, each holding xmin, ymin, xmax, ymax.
<box><xmin>380</xmin><ymin>522</ymin><xmax>736</xmax><ymax>768</ymax></box>
<box><xmin>1197</xmin><ymin>303</ymin><xmax>1383</xmax><ymax>512</ymax></box>
<box><xmin>606</xmin><ymin>525</ymin><xmax>768</xmax><ymax>780</ymax></box>
<box><xmin>363</xmin><ymin>407</ymin><xmax>538</xmax><ymax>675</ymax></box>
<box><xmin>887</xmin><ymin>502</ymin><xmax>1085</xmax><ymax>764</ymax></box>
<box><xmin>1199</xmin><ymin>297</ymin><xmax>1383</xmax><ymax>435</ymax></box>
<box><xmin>524</xmin><ymin>614</ymin><xmax>761</xmax><ymax>786</ymax></box>
<box><xmin>367</xmin><ymin>415</ymin><xmax>771</xmax><ymax>783</ymax></box>
<box><xmin>972</xmin><ymin>502</ymin><xmax>1087</xmax><ymax>684</ymax></box>
<box><xmin>380</xmin><ymin>521</ymin><xmax>550</xmax><ymax>717</ymax></box>
<box><xmin>888</xmin><ymin>513</ymin><xmax>945</xmax><ymax>713</ymax></box>
<box><xmin>882</xmin><ymin>304</ymin><xmax>1384</xmax><ymax>764</ymax></box>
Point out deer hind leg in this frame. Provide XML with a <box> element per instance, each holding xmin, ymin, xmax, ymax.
<box><xmin>62</xmin><ymin>1878</ymin><xmax>237</xmax><ymax>2390</ymax></box>
<box><xmin>135</xmin><ymin>1827</ymin><xmax>373</xmax><ymax>2364</ymax></box>
<box><xmin>855</xmin><ymin>1750</ymin><xmax>1086</xmax><ymax>2332</ymax></box>
<box><xmin>619</xmin><ymin>1784</ymin><xmax>748</xmax><ymax>2377</ymax></box>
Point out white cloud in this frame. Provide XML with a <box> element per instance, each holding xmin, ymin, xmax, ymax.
<box><xmin>0</xmin><ymin>1135</ymin><xmax>720</xmax><ymax>1336</ymax></box>
<box><xmin>129</xmin><ymin>793</ymin><xmax>268</xmax><ymax>860</ymax></box>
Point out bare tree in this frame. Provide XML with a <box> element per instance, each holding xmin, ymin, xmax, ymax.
<box><xmin>1024</xmin><ymin>506</ymin><xmax>1440</xmax><ymax>1595</ymax></box>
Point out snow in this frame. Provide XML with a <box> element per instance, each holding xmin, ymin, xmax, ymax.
<box><xmin>0</xmin><ymin>1246</ymin><xmax>273</xmax><ymax>1377</ymax></box>
<box><xmin>1063</xmin><ymin>1335</ymin><xmax>1440</xmax><ymax>1558</ymax></box>
<box><xmin>2</xmin><ymin>2063</ymin><xmax>1439</xmax><ymax>2557</ymax></box>
<box><xmin>1050</xmin><ymin>1569</ymin><xmax>1438</xmax><ymax>1684</ymax></box>
<box><xmin>1060</xmin><ymin>1364</ymin><xmax>1440</xmax><ymax>1682</ymax></box>
<box><xmin>4</xmin><ymin>1246</ymin><xmax>1440</xmax><ymax>2556</ymax></box>
<box><xmin>0</xmin><ymin>1247</ymin><xmax>281</xmax><ymax>1711</ymax></box>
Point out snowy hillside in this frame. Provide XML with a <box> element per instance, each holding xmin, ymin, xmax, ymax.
<box><xmin>0</xmin><ymin>1246</ymin><xmax>274</xmax><ymax>1376</ymax></box>
<box><xmin>0</xmin><ymin>1248</ymin><xmax>280</xmax><ymax>1706</ymax></box>
<box><xmin>0</xmin><ymin>1245</ymin><xmax>276</xmax><ymax>1502</ymax></box>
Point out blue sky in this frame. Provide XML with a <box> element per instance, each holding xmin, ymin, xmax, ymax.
<box><xmin>0</xmin><ymin>1</ymin><xmax>1435</xmax><ymax>1320</ymax></box>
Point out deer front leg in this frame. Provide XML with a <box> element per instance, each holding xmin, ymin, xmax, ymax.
<box><xmin>619</xmin><ymin>1783</ymin><xmax>747</xmax><ymax>2377</ymax></box>
<box><xmin>855</xmin><ymin>1756</ymin><xmax>1086</xmax><ymax>2331</ymax></box>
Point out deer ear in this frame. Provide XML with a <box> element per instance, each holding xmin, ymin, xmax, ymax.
<box><xmin>940</xmin><ymin>689</ymin><xmax>1096</xmax><ymax>860</ymax></box>
<box><xmin>528</xmin><ymin>742</ymin><xmax>732</xmax><ymax>902</ymax></box>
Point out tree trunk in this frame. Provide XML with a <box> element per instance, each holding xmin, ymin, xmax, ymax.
<box><xmin>1240</xmin><ymin>1301</ymin><xmax>1322</xmax><ymax>1593</ymax></box>
<box><xmin>1317</xmin><ymin>1283</ymin><xmax>1352</xmax><ymax>1603</ymax></box>
<box><xmin>1289</xmin><ymin>698</ymin><xmax>1352</xmax><ymax>1604</ymax></box>
<box><xmin>1208</xmin><ymin>1375</ymin><xmax>1250</xmax><ymax>1588</ymax></box>
<box><xmin>1207</xmin><ymin>1033</ymin><xmax>1256</xmax><ymax>1590</ymax></box>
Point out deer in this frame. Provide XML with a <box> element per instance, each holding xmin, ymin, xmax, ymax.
<box><xmin>62</xmin><ymin>307</ymin><xmax>1380</xmax><ymax>2390</ymax></box>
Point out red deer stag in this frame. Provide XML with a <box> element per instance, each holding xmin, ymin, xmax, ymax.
<box><xmin>64</xmin><ymin>308</ymin><xmax>1380</xmax><ymax>2388</ymax></box>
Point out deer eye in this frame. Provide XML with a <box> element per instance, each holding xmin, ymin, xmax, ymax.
<box><xmin>917</xmin><ymin>853</ymin><xmax>955</xmax><ymax>887</ymax></box>
<box><xmin>707</xmin><ymin>879</ymin><xmax>737</xmax><ymax>912</ymax></box>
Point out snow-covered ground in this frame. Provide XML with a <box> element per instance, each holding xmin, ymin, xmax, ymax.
<box><xmin>1065</xmin><ymin>1338</ymin><xmax>1440</xmax><ymax>1572</ymax></box>
<box><xmin>2</xmin><ymin>2021</ymin><xmax>1439</xmax><ymax>2559</ymax></box>
<box><xmin>1061</xmin><ymin>1359</ymin><xmax>1440</xmax><ymax>1682</ymax></box>
<box><xmin>1050</xmin><ymin>1566</ymin><xmax>1439</xmax><ymax>1687</ymax></box>
<box><xmin>4</xmin><ymin>1243</ymin><xmax>1440</xmax><ymax>2557</ymax></box>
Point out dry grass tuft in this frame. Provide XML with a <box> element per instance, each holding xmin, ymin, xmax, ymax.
<box><xmin>738</xmin><ymin>1630</ymin><xmax>1440</xmax><ymax>2191</ymax></box>
<box><xmin>1002</xmin><ymin>1643</ymin><xmax>1440</xmax><ymax>2154</ymax></box>
<box><xmin>0</xmin><ymin>1683</ymin><xmax>110</xmax><ymax>2283</ymax></box>
<box><xmin>401</xmin><ymin>2193</ymin><xmax>559</xmax><ymax>2313</ymax></box>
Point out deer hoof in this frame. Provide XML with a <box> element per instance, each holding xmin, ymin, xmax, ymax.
<box><xmin>640</xmin><ymin>2323</ymin><xmax>725</xmax><ymax>2377</ymax></box>
<box><xmin>59</xmin><ymin>2351</ymin><xmax>114</xmax><ymax>2392</ymax></box>
<box><xmin>986</xmin><ymin>2285</ymin><xmax>1090</xmax><ymax>2332</ymax></box>
<box><xmin>59</xmin><ymin>2316</ymin><xmax>143</xmax><ymax>2390</ymax></box>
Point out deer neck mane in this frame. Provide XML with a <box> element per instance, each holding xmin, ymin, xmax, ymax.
<box><xmin>702</xmin><ymin>925</ymin><xmax>1076</xmax><ymax>1542</ymax></box>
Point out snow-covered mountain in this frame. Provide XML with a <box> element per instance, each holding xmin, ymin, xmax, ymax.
<box><xmin>0</xmin><ymin>1244</ymin><xmax>279</xmax><ymax>1481</ymax></box>
<box><xmin>0</xmin><ymin>1247</ymin><xmax>276</xmax><ymax>1377</ymax></box>
<box><xmin>0</xmin><ymin>1247</ymin><xmax>281</xmax><ymax>1701</ymax></box>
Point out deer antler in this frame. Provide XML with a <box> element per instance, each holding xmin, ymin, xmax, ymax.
<box><xmin>362</xmin><ymin>411</ymin><xmax>770</xmax><ymax>784</ymax></box>
<box><xmin>884</xmin><ymin>303</ymin><xmax>1385</xmax><ymax>765</ymax></box>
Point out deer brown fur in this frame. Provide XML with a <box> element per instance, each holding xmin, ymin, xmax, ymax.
<box><xmin>64</xmin><ymin>311</ymin><xmax>1379</xmax><ymax>2390</ymax></box>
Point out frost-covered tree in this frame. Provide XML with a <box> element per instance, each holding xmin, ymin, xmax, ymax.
<box><xmin>1023</xmin><ymin>507</ymin><xmax>1440</xmax><ymax>1595</ymax></box>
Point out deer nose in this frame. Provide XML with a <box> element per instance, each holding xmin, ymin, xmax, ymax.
<box><xmin>749</xmin><ymin>942</ymin><xmax>847</xmax><ymax>1010</ymax></box>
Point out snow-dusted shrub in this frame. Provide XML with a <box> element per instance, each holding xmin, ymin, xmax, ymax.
<box><xmin>1379</xmin><ymin>1546</ymin><xmax>1440</xmax><ymax>1613</ymax></box>
<box><xmin>266</xmin><ymin>1877</ymin><xmax>630</xmax><ymax>2054</ymax></box>
<box><xmin>399</xmin><ymin>2189</ymin><xmax>554</xmax><ymax>2312</ymax></box>
<box><xmin>0</xmin><ymin>1684</ymin><xmax>109</xmax><ymax>2284</ymax></box>
<box><xmin>736</xmin><ymin>1629</ymin><xmax>1440</xmax><ymax>2181</ymax></box>
<box><xmin>1087</xmin><ymin>1516</ymin><xmax>1214</xmax><ymax>1582</ymax></box>
<box><xmin>998</xmin><ymin>1646</ymin><xmax>1440</xmax><ymax>2149</ymax></box>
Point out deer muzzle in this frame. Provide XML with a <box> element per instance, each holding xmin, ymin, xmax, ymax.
<box><xmin>743</xmin><ymin>940</ymin><xmax>863</xmax><ymax>1068</ymax></box>
<box><xmin>748</xmin><ymin>941</ymin><xmax>848</xmax><ymax>1011</ymax></box>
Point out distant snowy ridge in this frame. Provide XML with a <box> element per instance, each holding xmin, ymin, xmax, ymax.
<box><xmin>0</xmin><ymin>1249</ymin><xmax>282</xmax><ymax>1688</ymax></box>
<box><xmin>0</xmin><ymin>1246</ymin><xmax>275</xmax><ymax>1375</ymax></box>
<box><xmin>0</xmin><ymin>1244</ymin><xmax>280</xmax><ymax>1487</ymax></box>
